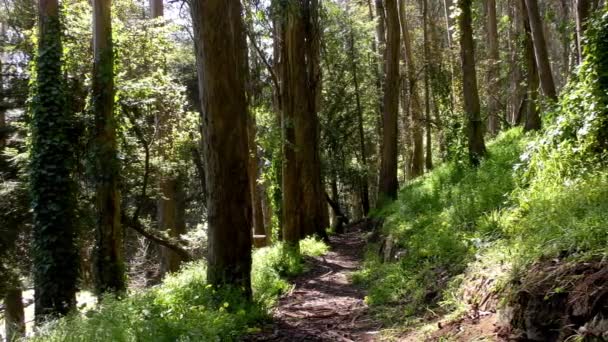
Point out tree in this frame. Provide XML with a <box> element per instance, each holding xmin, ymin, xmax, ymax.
<box><xmin>280</xmin><ymin>0</ymin><xmax>329</xmax><ymax>243</ymax></box>
<box><xmin>521</xmin><ymin>0</ymin><xmax>541</xmax><ymax>131</ymax></box>
<box><xmin>575</xmin><ymin>0</ymin><xmax>592</xmax><ymax>62</ymax></box>
<box><xmin>191</xmin><ymin>0</ymin><xmax>253</xmax><ymax>291</ymax></box>
<box><xmin>486</xmin><ymin>0</ymin><xmax>501</xmax><ymax>135</ymax></box>
<box><xmin>524</xmin><ymin>0</ymin><xmax>557</xmax><ymax>100</ymax></box>
<box><xmin>31</xmin><ymin>0</ymin><xmax>79</xmax><ymax>322</ymax></box>
<box><xmin>458</xmin><ymin>0</ymin><xmax>486</xmax><ymax>164</ymax></box>
<box><xmin>349</xmin><ymin>26</ymin><xmax>371</xmax><ymax>216</ymax></box>
<box><xmin>93</xmin><ymin>0</ymin><xmax>125</xmax><ymax>294</ymax></box>
<box><xmin>378</xmin><ymin>0</ymin><xmax>400</xmax><ymax>201</ymax></box>
<box><xmin>150</xmin><ymin>0</ymin><xmax>163</xmax><ymax>18</ymax></box>
<box><xmin>398</xmin><ymin>0</ymin><xmax>423</xmax><ymax>178</ymax></box>
<box><xmin>422</xmin><ymin>0</ymin><xmax>433</xmax><ymax>170</ymax></box>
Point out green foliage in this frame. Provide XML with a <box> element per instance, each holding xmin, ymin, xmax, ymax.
<box><xmin>33</xmin><ymin>238</ymin><xmax>329</xmax><ymax>341</ymax></box>
<box><xmin>356</xmin><ymin>129</ymin><xmax>527</xmax><ymax>318</ymax></box>
<box><xmin>30</xmin><ymin>7</ymin><xmax>79</xmax><ymax>316</ymax></box>
<box><xmin>357</xmin><ymin>11</ymin><xmax>608</xmax><ymax>324</ymax></box>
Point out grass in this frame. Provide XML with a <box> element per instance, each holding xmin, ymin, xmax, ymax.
<box><xmin>354</xmin><ymin>124</ymin><xmax>608</xmax><ymax>325</ymax></box>
<box><xmin>354</xmin><ymin>129</ymin><xmax>528</xmax><ymax>319</ymax></box>
<box><xmin>32</xmin><ymin>237</ymin><xmax>329</xmax><ymax>342</ymax></box>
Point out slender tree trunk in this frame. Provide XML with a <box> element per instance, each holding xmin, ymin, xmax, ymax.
<box><xmin>423</xmin><ymin>0</ymin><xmax>433</xmax><ymax>171</ymax></box>
<box><xmin>93</xmin><ymin>0</ymin><xmax>125</xmax><ymax>294</ymax></box>
<box><xmin>248</xmin><ymin>113</ymin><xmax>266</xmax><ymax>247</ymax></box>
<box><xmin>368</xmin><ymin>0</ymin><xmax>384</xmax><ymax>208</ymax></box>
<box><xmin>0</xmin><ymin>57</ymin><xmax>5</xmax><ymax>150</ymax></box>
<box><xmin>149</xmin><ymin>0</ymin><xmax>163</xmax><ymax>18</ymax></box>
<box><xmin>191</xmin><ymin>0</ymin><xmax>252</xmax><ymax>292</ymax></box>
<box><xmin>443</xmin><ymin>0</ymin><xmax>456</xmax><ymax>113</ymax></box>
<box><xmin>576</xmin><ymin>0</ymin><xmax>592</xmax><ymax>62</ymax></box>
<box><xmin>32</xmin><ymin>0</ymin><xmax>78</xmax><ymax>322</ymax></box>
<box><xmin>378</xmin><ymin>0</ymin><xmax>400</xmax><ymax>202</ymax></box>
<box><xmin>281</xmin><ymin>0</ymin><xmax>328</xmax><ymax>243</ymax></box>
<box><xmin>524</xmin><ymin>0</ymin><xmax>557</xmax><ymax>100</ymax></box>
<box><xmin>398</xmin><ymin>0</ymin><xmax>423</xmax><ymax>178</ymax></box>
<box><xmin>148</xmin><ymin>0</ymin><xmax>185</xmax><ymax>278</ymax></box>
<box><xmin>4</xmin><ymin>287</ymin><xmax>25</xmax><ymax>341</ymax></box>
<box><xmin>458</xmin><ymin>0</ymin><xmax>487</xmax><ymax>165</ymax></box>
<box><xmin>486</xmin><ymin>0</ymin><xmax>501</xmax><ymax>135</ymax></box>
<box><xmin>521</xmin><ymin>0</ymin><xmax>541</xmax><ymax>131</ymax></box>
<box><xmin>349</xmin><ymin>29</ymin><xmax>370</xmax><ymax>216</ymax></box>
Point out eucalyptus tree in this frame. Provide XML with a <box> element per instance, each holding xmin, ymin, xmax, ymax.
<box><xmin>378</xmin><ymin>0</ymin><xmax>400</xmax><ymax>201</ymax></box>
<box><xmin>524</xmin><ymin>0</ymin><xmax>557</xmax><ymax>100</ymax></box>
<box><xmin>457</xmin><ymin>0</ymin><xmax>486</xmax><ymax>164</ymax></box>
<box><xmin>486</xmin><ymin>0</ymin><xmax>501</xmax><ymax>135</ymax></box>
<box><xmin>398</xmin><ymin>0</ymin><xmax>423</xmax><ymax>178</ymax></box>
<box><xmin>31</xmin><ymin>0</ymin><xmax>79</xmax><ymax>322</ymax></box>
<box><xmin>191</xmin><ymin>0</ymin><xmax>253</xmax><ymax>291</ymax></box>
<box><xmin>280</xmin><ymin>0</ymin><xmax>328</xmax><ymax>243</ymax></box>
<box><xmin>92</xmin><ymin>0</ymin><xmax>125</xmax><ymax>294</ymax></box>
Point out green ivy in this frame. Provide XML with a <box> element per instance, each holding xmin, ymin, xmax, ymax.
<box><xmin>30</xmin><ymin>9</ymin><xmax>79</xmax><ymax>320</ymax></box>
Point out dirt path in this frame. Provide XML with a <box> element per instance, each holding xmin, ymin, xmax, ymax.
<box><xmin>246</xmin><ymin>224</ymin><xmax>382</xmax><ymax>341</ymax></box>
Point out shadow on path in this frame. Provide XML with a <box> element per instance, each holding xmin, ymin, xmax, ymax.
<box><xmin>244</xmin><ymin>223</ymin><xmax>382</xmax><ymax>341</ymax></box>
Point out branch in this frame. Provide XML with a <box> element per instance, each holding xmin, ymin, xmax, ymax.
<box><xmin>122</xmin><ymin>211</ymin><xmax>192</xmax><ymax>261</ymax></box>
<box><xmin>247</xmin><ymin>31</ymin><xmax>280</xmax><ymax>96</ymax></box>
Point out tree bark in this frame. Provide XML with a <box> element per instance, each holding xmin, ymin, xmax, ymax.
<box><xmin>486</xmin><ymin>0</ymin><xmax>501</xmax><ymax>135</ymax></box>
<box><xmin>248</xmin><ymin>113</ymin><xmax>266</xmax><ymax>247</ymax></box>
<box><xmin>521</xmin><ymin>0</ymin><xmax>541</xmax><ymax>131</ymax></box>
<box><xmin>349</xmin><ymin>29</ymin><xmax>370</xmax><ymax>216</ymax></box>
<box><xmin>458</xmin><ymin>0</ymin><xmax>486</xmax><ymax>165</ymax></box>
<box><xmin>32</xmin><ymin>0</ymin><xmax>78</xmax><ymax>322</ymax></box>
<box><xmin>4</xmin><ymin>287</ymin><xmax>25</xmax><ymax>341</ymax></box>
<box><xmin>576</xmin><ymin>0</ymin><xmax>592</xmax><ymax>62</ymax></box>
<box><xmin>191</xmin><ymin>0</ymin><xmax>252</xmax><ymax>292</ymax></box>
<box><xmin>378</xmin><ymin>0</ymin><xmax>400</xmax><ymax>202</ymax></box>
<box><xmin>423</xmin><ymin>0</ymin><xmax>433</xmax><ymax>171</ymax></box>
<box><xmin>524</xmin><ymin>0</ymin><xmax>557</xmax><ymax>100</ymax></box>
<box><xmin>149</xmin><ymin>0</ymin><xmax>163</xmax><ymax>18</ymax></box>
<box><xmin>398</xmin><ymin>0</ymin><xmax>423</xmax><ymax>178</ymax></box>
<box><xmin>93</xmin><ymin>0</ymin><xmax>125</xmax><ymax>294</ymax></box>
<box><xmin>281</xmin><ymin>0</ymin><xmax>328</xmax><ymax>244</ymax></box>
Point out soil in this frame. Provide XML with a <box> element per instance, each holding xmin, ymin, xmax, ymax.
<box><xmin>244</xmin><ymin>224</ymin><xmax>382</xmax><ymax>341</ymax></box>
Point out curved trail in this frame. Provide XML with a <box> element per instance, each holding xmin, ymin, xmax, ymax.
<box><xmin>246</xmin><ymin>224</ymin><xmax>381</xmax><ymax>341</ymax></box>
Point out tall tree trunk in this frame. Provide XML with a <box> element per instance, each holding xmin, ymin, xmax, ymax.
<box><xmin>191</xmin><ymin>0</ymin><xmax>252</xmax><ymax>292</ymax></box>
<box><xmin>524</xmin><ymin>0</ymin><xmax>557</xmax><ymax>100</ymax></box>
<box><xmin>576</xmin><ymin>0</ymin><xmax>592</xmax><ymax>63</ymax></box>
<box><xmin>486</xmin><ymin>0</ymin><xmax>501</xmax><ymax>135</ymax></box>
<box><xmin>149</xmin><ymin>0</ymin><xmax>163</xmax><ymax>18</ymax></box>
<box><xmin>349</xmin><ymin>29</ymin><xmax>370</xmax><ymax>216</ymax></box>
<box><xmin>522</xmin><ymin>0</ymin><xmax>541</xmax><ymax>131</ymax></box>
<box><xmin>4</xmin><ymin>287</ymin><xmax>25</xmax><ymax>341</ymax></box>
<box><xmin>367</xmin><ymin>0</ymin><xmax>384</xmax><ymax>208</ymax></box>
<box><xmin>423</xmin><ymin>0</ymin><xmax>433</xmax><ymax>171</ymax></box>
<box><xmin>398</xmin><ymin>0</ymin><xmax>423</xmax><ymax>178</ymax></box>
<box><xmin>281</xmin><ymin>0</ymin><xmax>328</xmax><ymax>243</ymax></box>
<box><xmin>458</xmin><ymin>0</ymin><xmax>487</xmax><ymax>165</ymax></box>
<box><xmin>93</xmin><ymin>0</ymin><xmax>125</xmax><ymax>294</ymax></box>
<box><xmin>378</xmin><ymin>0</ymin><xmax>400</xmax><ymax>202</ymax></box>
<box><xmin>149</xmin><ymin>0</ymin><xmax>186</xmax><ymax>277</ymax></box>
<box><xmin>0</xmin><ymin>57</ymin><xmax>5</xmax><ymax>150</ymax></box>
<box><xmin>32</xmin><ymin>0</ymin><xmax>78</xmax><ymax>322</ymax></box>
<box><xmin>248</xmin><ymin>113</ymin><xmax>266</xmax><ymax>247</ymax></box>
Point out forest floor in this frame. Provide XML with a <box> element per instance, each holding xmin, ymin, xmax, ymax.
<box><xmin>245</xmin><ymin>223</ymin><xmax>383</xmax><ymax>341</ymax></box>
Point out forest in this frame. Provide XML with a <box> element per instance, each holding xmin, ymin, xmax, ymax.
<box><xmin>0</xmin><ymin>0</ymin><xmax>607</xmax><ymax>340</ymax></box>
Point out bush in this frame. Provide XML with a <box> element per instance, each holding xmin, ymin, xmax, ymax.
<box><xmin>354</xmin><ymin>129</ymin><xmax>528</xmax><ymax>318</ymax></box>
<box><xmin>33</xmin><ymin>237</ymin><xmax>329</xmax><ymax>342</ymax></box>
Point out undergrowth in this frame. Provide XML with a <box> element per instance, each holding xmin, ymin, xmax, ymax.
<box><xmin>32</xmin><ymin>237</ymin><xmax>328</xmax><ymax>342</ymax></box>
<box><xmin>355</xmin><ymin>10</ymin><xmax>608</xmax><ymax>327</ymax></box>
